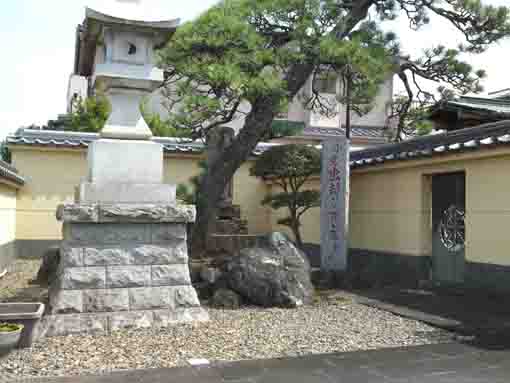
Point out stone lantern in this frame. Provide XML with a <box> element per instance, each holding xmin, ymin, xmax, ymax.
<box><xmin>44</xmin><ymin>2</ymin><xmax>207</xmax><ymax>337</ymax></box>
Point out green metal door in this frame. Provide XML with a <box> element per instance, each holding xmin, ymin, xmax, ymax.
<box><xmin>432</xmin><ymin>172</ymin><xmax>466</xmax><ymax>284</ymax></box>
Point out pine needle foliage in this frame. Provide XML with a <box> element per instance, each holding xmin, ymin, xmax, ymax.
<box><xmin>251</xmin><ymin>144</ymin><xmax>321</xmax><ymax>247</ymax></box>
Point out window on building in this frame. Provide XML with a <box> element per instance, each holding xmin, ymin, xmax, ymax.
<box><xmin>128</xmin><ymin>42</ymin><xmax>137</xmax><ymax>55</ymax></box>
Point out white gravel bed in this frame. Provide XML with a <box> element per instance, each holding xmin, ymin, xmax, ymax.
<box><xmin>0</xmin><ymin>300</ymin><xmax>456</xmax><ymax>380</ymax></box>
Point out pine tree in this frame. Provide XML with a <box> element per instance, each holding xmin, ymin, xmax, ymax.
<box><xmin>251</xmin><ymin>145</ymin><xmax>321</xmax><ymax>247</ymax></box>
<box><xmin>158</xmin><ymin>0</ymin><xmax>510</xmax><ymax>252</ymax></box>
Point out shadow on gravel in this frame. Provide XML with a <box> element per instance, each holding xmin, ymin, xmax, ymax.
<box><xmin>350</xmin><ymin>287</ymin><xmax>510</xmax><ymax>351</ymax></box>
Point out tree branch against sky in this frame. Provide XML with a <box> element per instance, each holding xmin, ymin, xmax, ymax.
<box><xmin>158</xmin><ymin>0</ymin><xmax>510</xmax><ymax>253</ymax></box>
<box><xmin>385</xmin><ymin>0</ymin><xmax>510</xmax><ymax>139</ymax></box>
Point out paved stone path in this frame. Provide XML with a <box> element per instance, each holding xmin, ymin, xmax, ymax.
<box><xmin>21</xmin><ymin>342</ymin><xmax>510</xmax><ymax>383</ymax></box>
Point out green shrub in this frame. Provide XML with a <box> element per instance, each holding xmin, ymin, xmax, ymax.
<box><xmin>250</xmin><ymin>144</ymin><xmax>321</xmax><ymax>247</ymax></box>
<box><xmin>70</xmin><ymin>90</ymin><xmax>111</xmax><ymax>133</ymax></box>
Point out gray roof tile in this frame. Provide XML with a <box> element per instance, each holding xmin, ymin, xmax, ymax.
<box><xmin>351</xmin><ymin>120</ymin><xmax>510</xmax><ymax>168</ymax></box>
<box><xmin>6</xmin><ymin>129</ymin><xmax>277</xmax><ymax>157</ymax></box>
<box><xmin>0</xmin><ymin>160</ymin><xmax>25</xmax><ymax>186</ymax></box>
<box><xmin>303</xmin><ymin>125</ymin><xmax>385</xmax><ymax>139</ymax></box>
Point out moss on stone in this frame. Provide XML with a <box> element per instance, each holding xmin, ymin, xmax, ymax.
<box><xmin>0</xmin><ymin>323</ymin><xmax>23</xmax><ymax>333</ymax></box>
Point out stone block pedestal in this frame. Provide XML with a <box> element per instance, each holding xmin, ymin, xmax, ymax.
<box><xmin>43</xmin><ymin>204</ymin><xmax>208</xmax><ymax>337</ymax></box>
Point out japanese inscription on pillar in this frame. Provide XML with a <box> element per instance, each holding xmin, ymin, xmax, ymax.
<box><xmin>320</xmin><ymin>137</ymin><xmax>349</xmax><ymax>271</ymax></box>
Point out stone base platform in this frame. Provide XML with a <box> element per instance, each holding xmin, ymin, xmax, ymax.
<box><xmin>40</xmin><ymin>307</ymin><xmax>209</xmax><ymax>337</ymax></box>
<box><xmin>47</xmin><ymin>203</ymin><xmax>207</xmax><ymax>337</ymax></box>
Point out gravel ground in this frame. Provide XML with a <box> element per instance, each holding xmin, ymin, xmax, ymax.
<box><xmin>0</xmin><ymin>296</ymin><xmax>457</xmax><ymax>380</ymax></box>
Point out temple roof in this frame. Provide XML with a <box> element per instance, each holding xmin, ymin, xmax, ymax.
<box><xmin>6</xmin><ymin>129</ymin><xmax>274</xmax><ymax>158</ymax></box>
<box><xmin>351</xmin><ymin>120</ymin><xmax>510</xmax><ymax>169</ymax></box>
<box><xmin>10</xmin><ymin>121</ymin><xmax>510</xmax><ymax>172</ymax></box>
<box><xmin>303</xmin><ymin>125</ymin><xmax>386</xmax><ymax>141</ymax></box>
<box><xmin>443</xmin><ymin>96</ymin><xmax>510</xmax><ymax>115</ymax></box>
<box><xmin>429</xmin><ymin>96</ymin><xmax>510</xmax><ymax>131</ymax></box>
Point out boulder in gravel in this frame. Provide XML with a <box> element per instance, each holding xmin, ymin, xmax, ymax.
<box><xmin>200</xmin><ymin>266</ymin><xmax>223</xmax><ymax>285</ymax></box>
<box><xmin>211</xmin><ymin>288</ymin><xmax>242</xmax><ymax>309</ymax></box>
<box><xmin>225</xmin><ymin>232</ymin><xmax>314</xmax><ymax>308</ymax></box>
<box><xmin>36</xmin><ymin>247</ymin><xmax>60</xmax><ymax>285</ymax></box>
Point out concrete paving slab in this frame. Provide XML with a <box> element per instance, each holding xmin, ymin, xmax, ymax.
<box><xmin>12</xmin><ymin>343</ymin><xmax>510</xmax><ymax>383</ymax></box>
<box><xmin>353</xmin><ymin>288</ymin><xmax>510</xmax><ymax>340</ymax></box>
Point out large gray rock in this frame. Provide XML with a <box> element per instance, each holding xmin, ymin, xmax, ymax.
<box><xmin>200</xmin><ymin>266</ymin><xmax>223</xmax><ymax>285</ymax></box>
<box><xmin>211</xmin><ymin>288</ymin><xmax>242</xmax><ymax>309</ymax></box>
<box><xmin>225</xmin><ymin>232</ymin><xmax>314</xmax><ymax>308</ymax></box>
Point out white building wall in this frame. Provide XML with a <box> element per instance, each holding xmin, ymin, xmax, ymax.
<box><xmin>350</xmin><ymin>78</ymin><xmax>393</xmax><ymax>127</ymax></box>
<box><xmin>307</xmin><ymin>77</ymin><xmax>393</xmax><ymax>129</ymax></box>
<box><xmin>75</xmin><ymin>24</ymin><xmax>394</xmax><ymax>135</ymax></box>
<box><xmin>0</xmin><ymin>183</ymin><xmax>17</xmax><ymax>272</ymax></box>
<box><xmin>145</xmin><ymin>75</ymin><xmax>393</xmax><ymax>134</ymax></box>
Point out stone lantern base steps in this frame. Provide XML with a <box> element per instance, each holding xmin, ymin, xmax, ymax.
<box><xmin>42</xmin><ymin>204</ymin><xmax>208</xmax><ymax>338</ymax></box>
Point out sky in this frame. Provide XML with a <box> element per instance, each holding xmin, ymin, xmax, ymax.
<box><xmin>0</xmin><ymin>0</ymin><xmax>509</xmax><ymax>139</ymax></box>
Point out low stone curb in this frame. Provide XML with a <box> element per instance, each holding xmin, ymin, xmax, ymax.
<box><xmin>39</xmin><ymin>307</ymin><xmax>209</xmax><ymax>337</ymax></box>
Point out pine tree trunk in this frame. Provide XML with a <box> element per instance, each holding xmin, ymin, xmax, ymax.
<box><xmin>190</xmin><ymin>96</ymin><xmax>278</xmax><ymax>256</ymax></box>
<box><xmin>291</xmin><ymin>221</ymin><xmax>304</xmax><ymax>249</ymax></box>
<box><xmin>190</xmin><ymin>64</ymin><xmax>315</xmax><ymax>257</ymax></box>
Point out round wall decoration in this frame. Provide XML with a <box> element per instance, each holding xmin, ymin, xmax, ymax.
<box><xmin>439</xmin><ymin>205</ymin><xmax>466</xmax><ymax>252</ymax></box>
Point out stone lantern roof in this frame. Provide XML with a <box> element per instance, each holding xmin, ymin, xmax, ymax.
<box><xmin>73</xmin><ymin>6</ymin><xmax>179</xmax><ymax>77</ymax></box>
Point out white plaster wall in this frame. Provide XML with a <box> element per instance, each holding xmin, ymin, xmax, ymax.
<box><xmin>94</xmin><ymin>43</ymin><xmax>106</xmax><ymax>72</ymax></box>
<box><xmin>0</xmin><ymin>183</ymin><xmax>17</xmax><ymax>271</ymax></box>
<box><xmin>308</xmin><ymin>77</ymin><xmax>393</xmax><ymax>128</ymax></box>
<box><xmin>350</xmin><ymin>78</ymin><xmax>393</xmax><ymax>127</ymax></box>
<box><xmin>146</xmin><ymin>90</ymin><xmax>250</xmax><ymax>133</ymax></box>
<box><xmin>308</xmin><ymin>93</ymin><xmax>341</xmax><ymax>128</ymax></box>
<box><xmin>121</xmin><ymin>68</ymin><xmax>393</xmax><ymax>134</ymax></box>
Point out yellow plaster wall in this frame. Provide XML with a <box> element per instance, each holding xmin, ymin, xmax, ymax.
<box><xmin>349</xmin><ymin>152</ymin><xmax>510</xmax><ymax>266</ymax></box>
<box><xmin>10</xmin><ymin>145</ymin><xmax>510</xmax><ymax>267</ymax></box>
<box><xmin>267</xmin><ymin>150</ymin><xmax>510</xmax><ymax>268</ymax></box>
<box><xmin>233</xmin><ymin>163</ymin><xmax>273</xmax><ymax>234</ymax></box>
<box><xmin>464</xmin><ymin>156</ymin><xmax>510</xmax><ymax>266</ymax></box>
<box><xmin>164</xmin><ymin>156</ymin><xmax>271</xmax><ymax>234</ymax></box>
<box><xmin>10</xmin><ymin>148</ymin><xmax>271</xmax><ymax>241</ymax></box>
<box><xmin>349</xmin><ymin>169</ymin><xmax>424</xmax><ymax>256</ymax></box>
<box><xmin>266</xmin><ymin>172</ymin><xmax>423</xmax><ymax>252</ymax></box>
<box><xmin>13</xmin><ymin>149</ymin><xmax>87</xmax><ymax>240</ymax></box>
<box><xmin>267</xmin><ymin>181</ymin><xmax>321</xmax><ymax>243</ymax></box>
